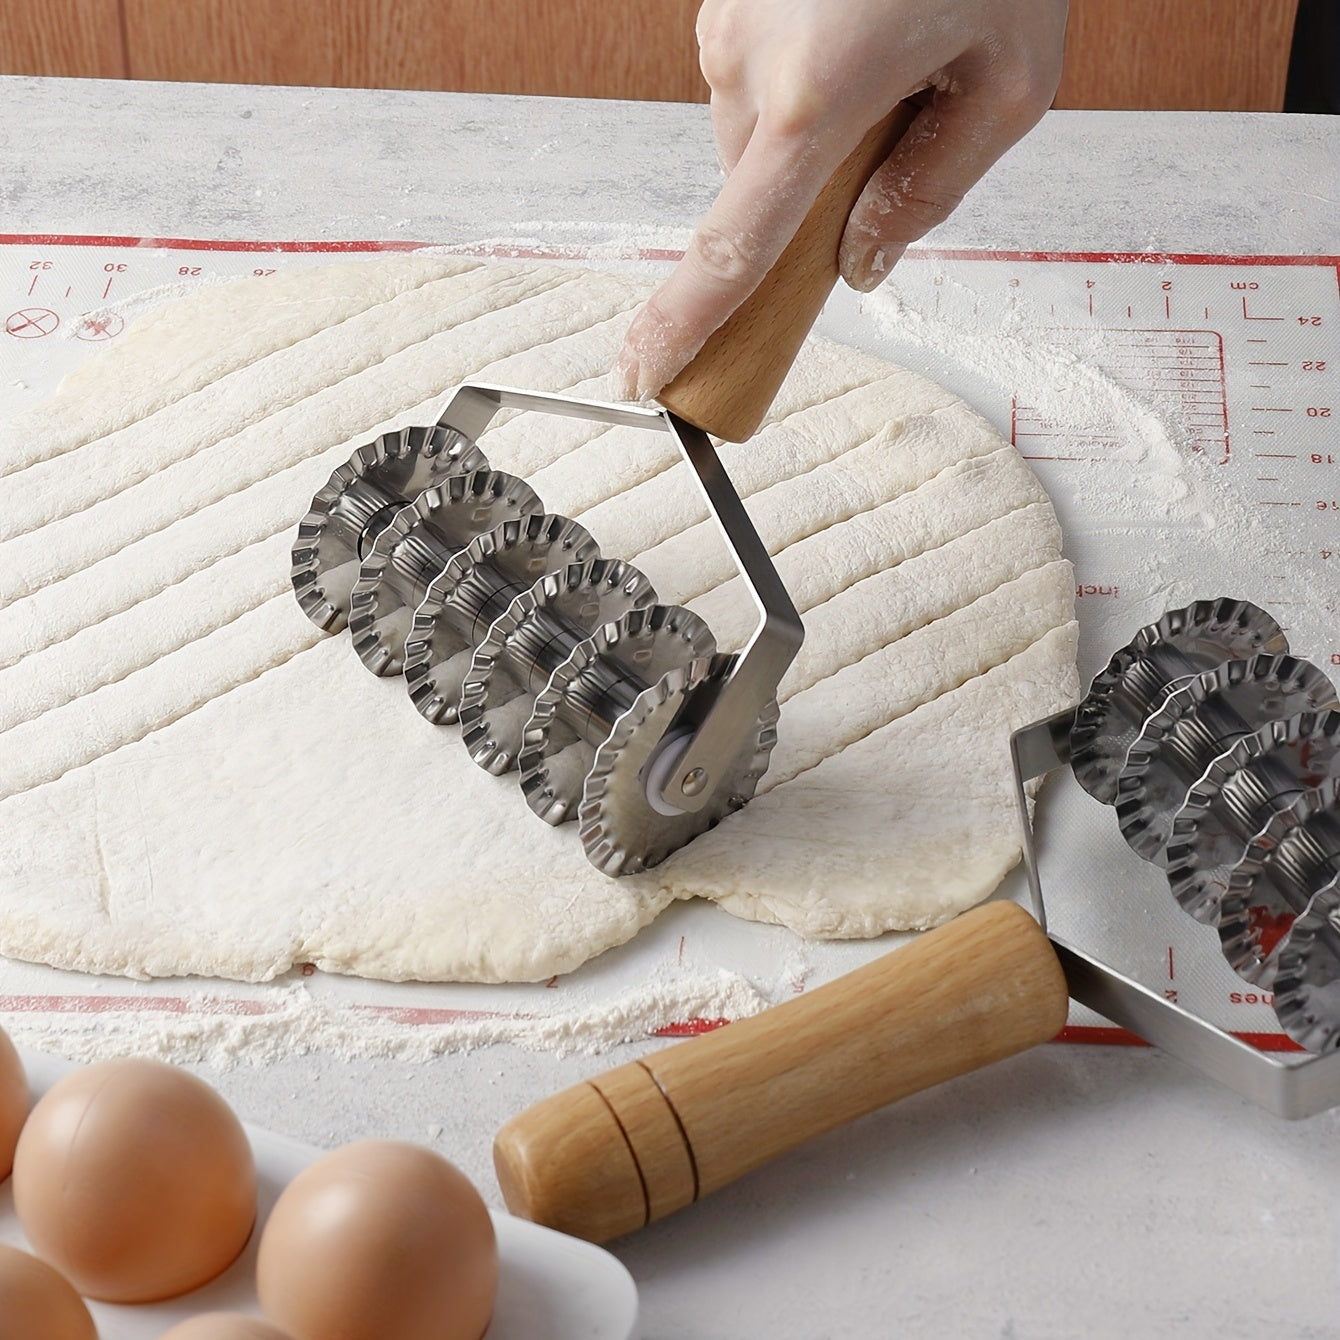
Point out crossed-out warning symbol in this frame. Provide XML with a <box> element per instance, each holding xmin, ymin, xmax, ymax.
<box><xmin>4</xmin><ymin>307</ymin><xmax>60</xmax><ymax>338</ymax></box>
<box><xmin>75</xmin><ymin>313</ymin><xmax>125</xmax><ymax>341</ymax></box>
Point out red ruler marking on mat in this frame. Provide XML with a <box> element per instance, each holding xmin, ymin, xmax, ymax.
<box><xmin>1056</xmin><ymin>1023</ymin><xmax>1306</xmax><ymax>1053</ymax></box>
<box><xmin>910</xmin><ymin>248</ymin><xmax>1340</xmax><ymax>268</ymax></box>
<box><xmin>655</xmin><ymin>1017</ymin><xmax>731</xmax><ymax>1037</ymax></box>
<box><xmin>0</xmin><ymin>233</ymin><xmax>686</xmax><ymax>263</ymax></box>
<box><xmin>2</xmin><ymin>235</ymin><xmax>1337</xmax><ymax>270</ymax></box>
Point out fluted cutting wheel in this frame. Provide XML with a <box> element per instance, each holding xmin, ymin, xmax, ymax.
<box><xmin>1113</xmin><ymin>652</ymin><xmax>1338</xmax><ymax>863</ymax></box>
<box><xmin>1165</xmin><ymin>710</ymin><xmax>1340</xmax><ymax>925</ymax></box>
<box><xmin>578</xmin><ymin>653</ymin><xmax>781</xmax><ymax>877</ymax></box>
<box><xmin>518</xmin><ymin>604</ymin><xmax>717</xmax><ymax>830</ymax></box>
<box><xmin>1271</xmin><ymin>871</ymin><xmax>1340</xmax><ymax>1051</ymax></box>
<box><xmin>402</xmin><ymin>512</ymin><xmax>598</xmax><ymax>725</ymax></box>
<box><xmin>348</xmin><ymin>469</ymin><xmax>542</xmax><ymax>677</ymax></box>
<box><xmin>1070</xmin><ymin>598</ymin><xmax>1287</xmax><ymax>804</ymax></box>
<box><xmin>1218</xmin><ymin>778</ymin><xmax>1340</xmax><ymax>985</ymax></box>
<box><xmin>459</xmin><ymin>557</ymin><xmax>658</xmax><ymax>775</ymax></box>
<box><xmin>291</xmin><ymin>422</ymin><xmax>485</xmax><ymax>632</ymax></box>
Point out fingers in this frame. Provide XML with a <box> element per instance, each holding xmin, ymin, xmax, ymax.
<box><xmin>615</xmin><ymin>123</ymin><xmax>837</xmax><ymax>400</ymax></box>
<box><xmin>698</xmin><ymin>0</ymin><xmax>757</xmax><ymax>172</ymax></box>
<box><xmin>838</xmin><ymin>53</ymin><xmax>1063</xmax><ymax>290</ymax></box>
<box><xmin>615</xmin><ymin>0</ymin><xmax>1069</xmax><ymax>395</ymax></box>
<box><xmin>709</xmin><ymin>95</ymin><xmax>757</xmax><ymax>174</ymax></box>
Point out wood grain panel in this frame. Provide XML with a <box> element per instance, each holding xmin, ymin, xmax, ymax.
<box><xmin>1056</xmin><ymin>0</ymin><xmax>1299</xmax><ymax>110</ymax></box>
<box><xmin>123</xmin><ymin>0</ymin><xmax>708</xmax><ymax>101</ymax></box>
<box><xmin>0</xmin><ymin>0</ymin><xmax>126</xmax><ymax>78</ymax></box>
<box><xmin>15</xmin><ymin>0</ymin><xmax>1301</xmax><ymax>113</ymax></box>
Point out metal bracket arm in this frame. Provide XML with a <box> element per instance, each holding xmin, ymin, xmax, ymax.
<box><xmin>435</xmin><ymin>383</ymin><xmax>805</xmax><ymax>815</ymax></box>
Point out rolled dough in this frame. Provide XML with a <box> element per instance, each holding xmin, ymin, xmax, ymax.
<box><xmin>0</xmin><ymin>256</ymin><xmax>1078</xmax><ymax>982</ymax></box>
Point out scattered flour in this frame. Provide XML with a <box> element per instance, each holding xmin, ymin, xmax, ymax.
<box><xmin>855</xmin><ymin>270</ymin><xmax>1338</xmax><ymax>674</ymax></box>
<box><xmin>0</xmin><ymin>966</ymin><xmax>776</xmax><ymax>1069</ymax></box>
<box><xmin>861</xmin><ymin>279</ymin><xmax>1199</xmax><ymax>522</ymax></box>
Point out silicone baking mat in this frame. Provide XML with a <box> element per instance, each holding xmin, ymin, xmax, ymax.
<box><xmin>2</xmin><ymin>234</ymin><xmax>1337</xmax><ymax>1051</ymax></box>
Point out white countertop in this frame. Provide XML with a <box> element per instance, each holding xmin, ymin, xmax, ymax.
<box><xmin>3</xmin><ymin>76</ymin><xmax>1340</xmax><ymax>1339</ymax></box>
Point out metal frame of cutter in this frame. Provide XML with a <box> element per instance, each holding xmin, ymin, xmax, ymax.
<box><xmin>1011</xmin><ymin>710</ymin><xmax>1340</xmax><ymax>1118</ymax></box>
<box><xmin>433</xmin><ymin>382</ymin><xmax>804</xmax><ymax>817</ymax></box>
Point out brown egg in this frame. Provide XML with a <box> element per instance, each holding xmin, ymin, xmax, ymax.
<box><xmin>158</xmin><ymin>1314</ymin><xmax>294</xmax><ymax>1340</ymax></box>
<box><xmin>0</xmin><ymin>1243</ymin><xmax>98</xmax><ymax>1340</ymax></box>
<box><xmin>12</xmin><ymin>1057</ymin><xmax>257</xmax><ymax>1303</ymax></box>
<box><xmin>257</xmin><ymin>1140</ymin><xmax>498</xmax><ymax>1340</ymax></box>
<box><xmin>0</xmin><ymin>1024</ymin><xmax>30</xmax><ymax>1179</ymax></box>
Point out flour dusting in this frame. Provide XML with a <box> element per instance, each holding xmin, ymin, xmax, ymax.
<box><xmin>0</xmin><ymin>966</ymin><xmax>776</xmax><ymax>1069</ymax></box>
<box><xmin>854</xmin><ymin>267</ymin><xmax>1338</xmax><ymax>673</ymax></box>
<box><xmin>862</xmin><ymin>279</ymin><xmax>1199</xmax><ymax>521</ymax></box>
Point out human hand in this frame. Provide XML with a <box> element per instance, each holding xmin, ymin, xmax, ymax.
<box><xmin>614</xmin><ymin>0</ymin><xmax>1068</xmax><ymax>402</ymax></box>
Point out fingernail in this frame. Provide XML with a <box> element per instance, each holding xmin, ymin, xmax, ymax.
<box><xmin>610</xmin><ymin>351</ymin><xmax>670</xmax><ymax>404</ymax></box>
<box><xmin>846</xmin><ymin>246</ymin><xmax>900</xmax><ymax>293</ymax></box>
<box><xmin>611</xmin><ymin>348</ymin><xmax>639</xmax><ymax>402</ymax></box>
<box><xmin>637</xmin><ymin>352</ymin><xmax>677</xmax><ymax>402</ymax></box>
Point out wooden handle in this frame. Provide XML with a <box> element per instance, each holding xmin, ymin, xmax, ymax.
<box><xmin>493</xmin><ymin>901</ymin><xmax>1069</xmax><ymax>1243</ymax></box>
<box><xmin>657</xmin><ymin>101</ymin><xmax>921</xmax><ymax>443</ymax></box>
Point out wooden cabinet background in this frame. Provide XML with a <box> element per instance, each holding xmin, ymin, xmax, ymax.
<box><xmin>0</xmin><ymin>0</ymin><xmax>1301</xmax><ymax>111</ymax></box>
<box><xmin>3</xmin><ymin>0</ymin><xmax>124</xmax><ymax>79</ymax></box>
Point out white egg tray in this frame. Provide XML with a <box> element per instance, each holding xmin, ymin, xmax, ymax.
<box><xmin>1</xmin><ymin>1049</ymin><xmax>638</xmax><ymax>1340</ymax></box>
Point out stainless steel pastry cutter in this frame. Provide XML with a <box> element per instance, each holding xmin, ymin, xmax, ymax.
<box><xmin>292</xmin><ymin>385</ymin><xmax>801</xmax><ymax>875</ymax></box>
<box><xmin>292</xmin><ymin>109</ymin><xmax>920</xmax><ymax>876</ymax></box>
<box><xmin>1014</xmin><ymin>597</ymin><xmax>1340</xmax><ymax>1117</ymax></box>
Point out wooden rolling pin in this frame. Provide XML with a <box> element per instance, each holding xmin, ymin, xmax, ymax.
<box><xmin>494</xmin><ymin>901</ymin><xmax>1069</xmax><ymax>1242</ymax></box>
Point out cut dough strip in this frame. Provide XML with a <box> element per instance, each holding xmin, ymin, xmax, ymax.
<box><xmin>0</xmin><ymin>265</ymin><xmax>581</xmax><ymax>541</ymax></box>
<box><xmin>0</xmin><ymin>255</ymin><xmax>487</xmax><ymax>473</ymax></box>
<box><xmin>0</xmin><ymin>531</ymin><xmax>294</xmax><ymax>732</ymax></box>
<box><xmin>686</xmin><ymin>449</ymin><xmax>1053</xmax><ymax>657</ymax></box>
<box><xmin>0</xmin><ymin>596</ymin><xmax>322</xmax><ymax>802</ymax></box>
<box><xmin>762</xmin><ymin>560</ymin><xmax>1077</xmax><ymax>790</ymax></box>
<box><xmin>628</xmin><ymin>413</ymin><xmax>1014</xmax><ymax>611</ymax></box>
<box><xmin>0</xmin><ymin>453</ymin><xmax>338</xmax><ymax>669</ymax></box>
<box><xmin>569</xmin><ymin>371</ymin><xmax>952</xmax><ymax>560</ymax></box>
<box><xmin>0</xmin><ymin>271</ymin><xmax>639</xmax><ymax>605</ymax></box>
<box><xmin>766</xmin><ymin>501</ymin><xmax>1065</xmax><ymax>700</ymax></box>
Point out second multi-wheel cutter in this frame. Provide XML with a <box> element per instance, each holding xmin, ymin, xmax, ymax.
<box><xmin>1062</xmin><ymin>597</ymin><xmax>1340</xmax><ymax>1053</ymax></box>
<box><xmin>285</xmin><ymin>106</ymin><xmax>1340</xmax><ymax>1241</ymax></box>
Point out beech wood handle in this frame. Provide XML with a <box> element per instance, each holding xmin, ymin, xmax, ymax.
<box><xmin>657</xmin><ymin>101</ymin><xmax>921</xmax><ymax>443</ymax></box>
<box><xmin>493</xmin><ymin>900</ymin><xmax>1069</xmax><ymax>1243</ymax></box>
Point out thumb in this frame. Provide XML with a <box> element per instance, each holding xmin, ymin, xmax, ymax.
<box><xmin>838</xmin><ymin>85</ymin><xmax>1046</xmax><ymax>291</ymax></box>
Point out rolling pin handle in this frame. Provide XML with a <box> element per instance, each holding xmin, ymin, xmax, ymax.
<box><xmin>657</xmin><ymin>102</ymin><xmax>921</xmax><ymax>443</ymax></box>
